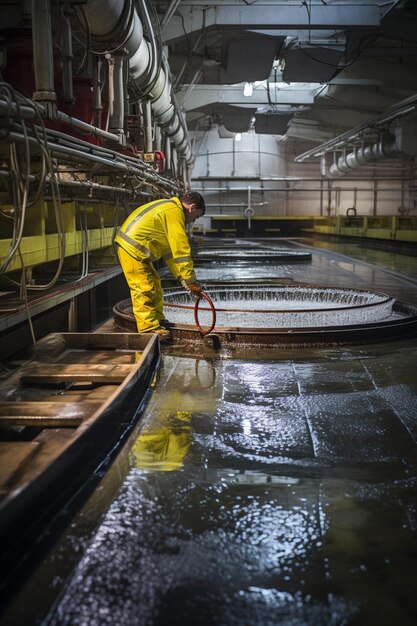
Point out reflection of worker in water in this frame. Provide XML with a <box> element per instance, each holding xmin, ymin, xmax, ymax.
<box><xmin>131</xmin><ymin>411</ymin><xmax>192</xmax><ymax>471</ymax></box>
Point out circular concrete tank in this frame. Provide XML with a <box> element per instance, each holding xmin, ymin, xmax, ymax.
<box><xmin>113</xmin><ymin>282</ymin><xmax>417</xmax><ymax>349</ymax></box>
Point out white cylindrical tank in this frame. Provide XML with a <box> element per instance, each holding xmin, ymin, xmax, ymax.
<box><xmin>191</xmin><ymin>129</ymin><xmax>288</xmax><ymax>215</ymax></box>
<box><xmin>192</xmin><ymin>129</ymin><xmax>285</xmax><ymax>179</ymax></box>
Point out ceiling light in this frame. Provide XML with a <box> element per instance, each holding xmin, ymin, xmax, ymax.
<box><xmin>235</xmin><ymin>133</ymin><xmax>242</xmax><ymax>141</ymax></box>
<box><xmin>243</xmin><ymin>82</ymin><xmax>253</xmax><ymax>97</ymax></box>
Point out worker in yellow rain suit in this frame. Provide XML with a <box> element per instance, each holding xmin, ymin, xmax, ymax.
<box><xmin>114</xmin><ymin>191</ymin><xmax>205</xmax><ymax>340</ymax></box>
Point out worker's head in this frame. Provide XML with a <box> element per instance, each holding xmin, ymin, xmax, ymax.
<box><xmin>180</xmin><ymin>191</ymin><xmax>205</xmax><ymax>224</ymax></box>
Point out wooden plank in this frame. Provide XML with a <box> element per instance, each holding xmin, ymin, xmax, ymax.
<box><xmin>0</xmin><ymin>401</ymin><xmax>101</xmax><ymax>427</ymax></box>
<box><xmin>0</xmin><ymin>442</ymin><xmax>40</xmax><ymax>490</ymax></box>
<box><xmin>34</xmin><ymin>428</ymin><xmax>74</xmax><ymax>448</ymax></box>
<box><xmin>0</xmin><ymin>415</ymin><xmax>80</xmax><ymax>427</ymax></box>
<box><xmin>21</xmin><ymin>364</ymin><xmax>135</xmax><ymax>385</ymax></box>
<box><xmin>61</xmin><ymin>352</ymin><xmax>134</xmax><ymax>365</ymax></box>
<box><xmin>78</xmin><ymin>385</ymin><xmax>119</xmax><ymax>400</ymax></box>
<box><xmin>0</xmin><ymin>429</ymin><xmax>74</xmax><ymax>494</ymax></box>
<box><xmin>60</xmin><ymin>332</ymin><xmax>152</xmax><ymax>351</ymax></box>
<box><xmin>31</xmin><ymin>393</ymin><xmax>110</xmax><ymax>403</ymax></box>
<box><xmin>32</xmin><ymin>428</ymin><xmax>76</xmax><ymax>470</ymax></box>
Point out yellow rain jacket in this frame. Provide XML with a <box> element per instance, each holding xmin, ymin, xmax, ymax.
<box><xmin>114</xmin><ymin>196</ymin><xmax>197</xmax><ymax>284</ymax></box>
<box><xmin>114</xmin><ymin>197</ymin><xmax>196</xmax><ymax>332</ymax></box>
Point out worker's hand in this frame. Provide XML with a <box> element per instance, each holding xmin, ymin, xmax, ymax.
<box><xmin>187</xmin><ymin>282</ymin><xmax>202</xmax><ymax>294</ymax></box>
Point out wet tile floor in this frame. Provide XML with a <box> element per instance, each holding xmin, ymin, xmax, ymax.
<box><xmin>2</xmin><ymin>238</ymin><xmax>417</xmax><ymax>626</ymax></box>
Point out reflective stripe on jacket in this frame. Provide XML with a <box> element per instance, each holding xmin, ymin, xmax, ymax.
<box><xmin>114</xmin><ymin>196</ymin><xmax>196</xmax><ymax>283</ymax></box>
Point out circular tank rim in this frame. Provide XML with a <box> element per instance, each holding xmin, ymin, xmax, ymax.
<box><xmin>193</xmin><ymin>251</ymin><xmax>312</xmax><ymax>263</ymax></box>
<box><xmin>112</xmin><ymin>297</ymin><xmax>417</xmax><ymax>347</ymax></box>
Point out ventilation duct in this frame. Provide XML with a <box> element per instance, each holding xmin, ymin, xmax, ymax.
<box><xmin>82</xmin><ymin>0</ymin><xmax>192</xmax><ymax>163</ymax></box>
<box><xmin>297</xmin><ymin>96</ymin><xmax>417</xmax><ymax>172</ymax></box>
<box><xmin>327</xmin><ymin>115</ymin><xmax>417</xmax><ymax>177</ymax></box>
<box><xmin>328</xmin><ymin>134</ymin><xmax>399</xmax><ymax>177</ymax></box>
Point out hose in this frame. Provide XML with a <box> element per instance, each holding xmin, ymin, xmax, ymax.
<box><xmin>194</xmin><ymin>291</ymin><xmax>216</xmax><ymax>336</ymax></box>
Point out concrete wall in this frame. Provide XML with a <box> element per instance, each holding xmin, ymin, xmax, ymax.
<box><xmin>190</xmin><ymin>130</ymin><xmax>416</xmax><ymax>217</ymax></box>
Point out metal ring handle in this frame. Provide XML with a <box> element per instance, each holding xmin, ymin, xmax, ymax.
<box><xmin>194</xmin><ymin>291</ymin><xmax>216</xmax><ymax>335</ymax></box>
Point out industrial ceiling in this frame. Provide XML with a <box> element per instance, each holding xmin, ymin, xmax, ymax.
<box><xmin>1</xmin><ymin>0</ymin><xmax>416</xmax><ymax>191</ymax></box>
<box><xmin>154</xmin><ymin>0</ymin><xmax>417</xmax><ymax>161</ymax></box>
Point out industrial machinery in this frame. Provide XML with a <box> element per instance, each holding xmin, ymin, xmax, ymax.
<box><xmin>0</xmin><ymin>0</ymin><xmax>191</xmax><ymax>355</ymax></box>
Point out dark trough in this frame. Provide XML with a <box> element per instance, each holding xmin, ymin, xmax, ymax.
<box><xmin>0</xmin><ymin>331</ymin><xmax>159</xmax><ymax>598</ymax></box>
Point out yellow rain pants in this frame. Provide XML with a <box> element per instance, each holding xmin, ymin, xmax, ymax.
<box><xmin>131</xmin><ymin>428</ymin><xmax>191</xmax><ymax>471</ymax></box>
<box><xmin>116</xmin><ymin>245</ymin><xmax>164</xmax><ymax>332</ymax></box>
<box><xmin>131</xmin><ymin>411</ymin><xmax>192</xmax><ymax>471</ymax></box>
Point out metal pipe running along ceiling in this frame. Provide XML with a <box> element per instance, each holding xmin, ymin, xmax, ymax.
<box><xmin>296</xmin><ymin>95</ymin><xmax>417</xmax><ymax>178</ymax></box>
<box><xmin>78</xmin><ymin>0</ymin><xmax>192</xmax><ymax>163</ymax></box>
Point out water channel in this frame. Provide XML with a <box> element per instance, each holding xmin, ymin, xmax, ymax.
<box><xmin>2</xmin><ymin>238</ymin><xmax>417</xmax><ymax>626</ymax></box>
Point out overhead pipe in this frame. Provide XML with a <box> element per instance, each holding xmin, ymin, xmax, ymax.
<box><xmin>137</xmin><ymin>4</ymin><xmax>191</xmax><ymax>163</ymax></box>
<box><xmin>62</xmin><ymin>3</ymin><xmax>75</xmax><ymax>105</ymax></box>
<box><xmin>143</xmin><ymin>99</ymin><xmax>153</xmax><ymax>153</ymax></box>
<box><xmin>1</xmin><ymin>128</ymin><xmax>180</xmax><ymax>195</ymax></box>
<box><xmin>92</xmin><ymin>57</ymin><xmax>104</xmax><ymax>127</ymax></box>
<box><xmin>191</xmin><ymin>185</ymin><xmax>411</xmax><ymax>192</ymax></box>
<box><xmin>160</xmin><ymin>0</ymin><xmax>181</xmax><ymax>32</ymax></box>
<box><xmin>329</xmin><ymin>134</ymin><xmax>400</xmax><ymax>177</ymax></box>
<box><xmin>35</xmin><ymin>119</ymin><xmax>172</xmax><ymax>176</ymax></box>
<box><xmin>0</xmin><ymin>99</ymin><xmax>37</xmax><ymax>120</ymax></box>
<box><xmin>106</xmin><ymin>51</ymin><xmax>126</xmax><ymax>143</ymax></box>
<box><xmin>0</xmin><ymin>87</ymin><xmax>122</xmax><ymax>147</ymax></box>
<box><xmin>165</xmin><ymin>137</ymin><xmax>172</xmax><ymax>171</ymax></box>
<box><xmin>31</xmin><ymin>0</ymin><xmax>56</xmax><ymax>116</ymax></box>
<box><xmin>82</xmin><ymin>0</ymin><xmax>192</xmax><ymax>165</ymax></box>
<box><xmin>154</xmin><ymin>124</ymin><xmax>162</xmax><ymax>151</ymax></box>
<box><xmin>295</xmin><ymin>95</ymin><xmax>417</xmax><ymax>163</ymax></box>
<box><xmin>56</xmin><ymin>110</ymin><xmax>122</xmax><ymax>144</ymax></box>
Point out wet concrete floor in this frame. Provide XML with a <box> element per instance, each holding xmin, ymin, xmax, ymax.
<box><xmin>2</xmin><ymin>238</ymin><xmax>417</xmax><ymax>626</ymax></box>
